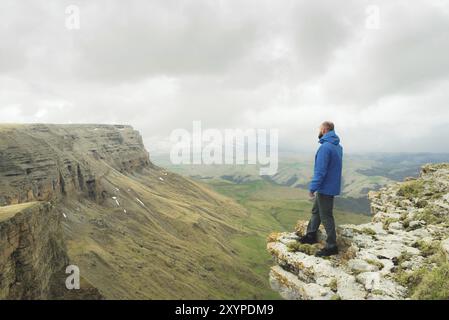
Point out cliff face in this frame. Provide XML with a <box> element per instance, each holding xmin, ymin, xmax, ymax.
<box><xmin>0</xmin><ymin>124</ymin><xmax>150</xmax><ymax>205</ymax></box>
<box><xmin>0</xmin><ymin>124</ymin><xmax>148</xmax><ymax>299</ymax></box>
<box><xmin>267</xmin><ymin>164</ymin><xmax>449</xmax><ymax>300</ymax></box>
<box><xmin>0</xmin><ymin>202</ymin><xmax>67</xmax><ymax>299</ymax></box>
<box><xmin>0</xmin><ymin>124</ymin><xmax>257</xmax><ymax>299</ymax></box>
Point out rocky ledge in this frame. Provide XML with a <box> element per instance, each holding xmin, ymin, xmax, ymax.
<box><xmin>0</xmin><ymin>202</ymin><xmax>68</xmax><ymax>299</ymax></box>
<box><xmin>267</xmin><ymin>163</ymin><xmax>449</xmax><ymax>300</ymax></box>
<box><xmin>0</xmin><ymin>201</ymin><xmax>102</xmax><ymax>299</ymax></box>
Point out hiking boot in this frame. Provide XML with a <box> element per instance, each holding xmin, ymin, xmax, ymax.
<box><xmin>315</xmin><ymin>246</ymin><xmax>339</xmax><ymax>257</ymax></box>
<box><xmin>298</xmin><ymin>233</ymin><xmax>317</xmax><ymax>245</ymax></box>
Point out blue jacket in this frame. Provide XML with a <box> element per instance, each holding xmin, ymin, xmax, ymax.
<box><xmin>309</xmin><ymin>130</ymin><xmax>343</xmax><ymax>196</ymax></box>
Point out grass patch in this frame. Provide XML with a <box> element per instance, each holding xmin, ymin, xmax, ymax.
<box><xmin>413</xmin><ymin>240</ymin><xmax>439</xmax><ymax>257</ymax></box>
<box><xmin>361</xmin><ymin>227</ymin><xmax>376</xmax><ymax>236</ymax></box>
<box><xmin>395</xmin><ymin>261</ymin><xmax>449</xmax><ymax>300</ymax></box>
<box><xmin>366</xmin><ymin>259</ymin><xmax>384</xmax><ymax>269</ymax></box>
<box><xmin>371</xmin><ymin>289</ymin><xmax>386</xmax><ymax>296</ymax></box>
<box><xmin>396</xmin><ymin>252</ymin><xmax>413</xmax><ymax>266</ymax></box>
<box><xmin>395</xmin><ymin>267</ymin><xmax>427</xmax><ymax>291</ymax></box>
<box><xmin>287</xmin><ymin>242</ymin><xmax>318</xmax><ymax>255</ymax></box>
<box><xmin>415</xmin><ymin>208</ymin><xmax>446</xmax><ymax>225</ymax></box>
<box><xmin>397</xmin><ymin>180</ymin><xmax>426</xmax><ymax>200</ymax></box>
<box><xmin>383</xmin><ymin>217</ymin><xmax>399</xmax><ymax>230</ymax></box>
<box><xmin>411</xmin><ymin>262</ymin><xmax>449</xmax><ymax>299</ymax></box>
<box><xmin>394</xmin><ymin>246</ymin><xmax>449</xmax><ymax>300</ymax></box>
<box><xmin>329</xmin><ymin>278</ymin><xmax>338</xmax><ymax>292</ymax></box>
<box><xmin>230</xmin><ymin>234</ymin><xmax>282</xmax><ymax>299</ymax></box>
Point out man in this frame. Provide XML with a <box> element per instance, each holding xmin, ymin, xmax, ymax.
<box><xmin>299</xmin><ymin>121</ymin><xmax>343</xmax><ymax>257</ymax></box>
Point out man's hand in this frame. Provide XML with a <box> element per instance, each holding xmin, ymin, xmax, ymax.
<box><xmin>309</xmin><ymin>191</ymin><xmax>315</xmax><ymax>199</ymax></box>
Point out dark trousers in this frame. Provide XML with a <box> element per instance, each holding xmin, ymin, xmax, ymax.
<box><xmin>306</xmin><ymin>193</ymin><xmax>337</xmax><ymax>249</ymax></box>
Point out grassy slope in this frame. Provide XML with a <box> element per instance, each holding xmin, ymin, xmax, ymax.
<box><xmin>61</xmin><ymin>163</ymin><xmax>277</xmax><ymax>299</ymax></box>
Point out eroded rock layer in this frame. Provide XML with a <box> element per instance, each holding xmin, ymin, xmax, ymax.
<box><xmin>0</xmin><ymin>124</ymin><xmax>150</xmax><ymax>205</ymax></box>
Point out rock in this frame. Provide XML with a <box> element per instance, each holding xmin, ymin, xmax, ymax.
<box><xmin>336</xmin><ymin>276</ymin><xmax>366</xmax><ymax>300</ymax></box>
<box><xmin>400</xmin><ymin>255</ymin><xmax>424</xmax><ymax>271</ymax></box>
<box><xmin>0</xmin><ymin>202</ymin><xmax>68</xmax><ymax>299</ymax></box>
<box><xmin>269</xmin><ymin>266</ymin><xmax>334</xmax><ymax>300</ymax></box>
<box><xmin>267</xmin><ymin>163</ymin><xmax>449</xmax><ymax>300</ymax></box>
<box><xmin>356</xmin><ymin>272</ymin><xmax>406</xmax><ymax>299</ymax></box>
<box><xmin>295</xmin><ymin>221</ymin><xmax>327</xmax><ymax>243</ymax></box>
<box><xmin>348</xmin><ymin>259</ymin><xmax>379</xmax><ymax>272</ymax></box>
<box><xmin>389</xmin><ymin>222</ymin><xmax>403</xmax><ymax>230</ymax></box>
<box><xmin>373</xmin><ymin>248</ymin><xmax>402</xmax><ymax>260</ymax></box>
<box><xmin>408</xmin><ymin>220</ymin><xmax>425</xmax><ymax>230</ymax></box>
<box><xmin>356</xmin><ymin>272</ymin><xmax>380</xmax><ymax>291</ymax></box>
<box><xmin>379</xmin><ymin>259</ymin><xmax>395</xmax><ymax>275</ymax></box>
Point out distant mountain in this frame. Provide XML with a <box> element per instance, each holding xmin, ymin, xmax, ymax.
<box><xmin>352</xmin><ymin>153</ymin><xmax>449</xmax><ymax>181</ymax></box>
<box><xmin>153</xmin><ymin>153</ymin><xmax>449</xmax><ymax>215</ymax></box>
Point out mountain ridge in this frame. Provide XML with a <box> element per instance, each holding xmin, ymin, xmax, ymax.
<box><xmin>0</xmin><ymin>124</ymin><xmax>271</xmax><ymax>299</ymax></box>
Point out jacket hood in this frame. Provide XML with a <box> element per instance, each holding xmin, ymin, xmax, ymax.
<box><xmin>319</xmin><ymin>130</ymin><xmax>340</xmax><ymax>145</ymax></box>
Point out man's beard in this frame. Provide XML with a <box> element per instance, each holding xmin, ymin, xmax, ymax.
<box><xmin>318</xmin><ymin>132</ymin><xmax>324</xmax><ymax>139</ymax></box>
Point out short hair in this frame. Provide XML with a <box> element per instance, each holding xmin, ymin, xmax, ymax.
<box><xmin>321</xmin><ymin>121</ymin><xmax>334</xmax><ymax>131</ymax></box>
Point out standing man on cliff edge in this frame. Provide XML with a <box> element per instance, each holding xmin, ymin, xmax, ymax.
<box><xmin>299</xmin><ymin>121</ymin><xmax>343</xmax><ymax>257</ymax></box>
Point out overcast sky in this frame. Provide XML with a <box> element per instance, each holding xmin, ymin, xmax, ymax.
<box><xmin>1</xmin><ymin>0</ymin><xmax>449</xmax><ymax>154</ymax></box>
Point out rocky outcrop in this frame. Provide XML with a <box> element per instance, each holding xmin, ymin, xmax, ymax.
<box><xmin>0</xmin><ymin>124</ymin><xmax>149</xmax><ymax>299</ymax></box>
<box><xmin>0</xmin><ymin>202</ymin><xmax>68</xmax><ymax>299</ymax></box>
<box><xmin>0</xmin><ymin>124</ymin><xmax>151</xmax><ymax>205</ymax></box>
<box><xmin>268</xmin><ymin>164</ymin><xmax>449</xmax><ymax>300</ymax></box>
<box><xmin>0</xmin><ymin>201</ymin><xmax>102</xmax><ymax>299</ymax></box>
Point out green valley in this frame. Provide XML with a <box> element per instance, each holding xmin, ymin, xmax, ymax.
<box><xmin>198</xmin><ymin>179</ymin><xmax>371</xmax><ymax>299</ymax></box>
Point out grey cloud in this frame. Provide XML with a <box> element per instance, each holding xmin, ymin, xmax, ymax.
<box><xmin>71</xmin><ymin>0</ymin><xmax>261</xmax><ymax>82</ymax></box>
<box><xmin>323</xmin><ymin>0</ymin><xmax>449</xmax><ymax>104</ymax></box>
<box><xmin>0</xmin><ymin>0</ymin><xmax>448</xmax><ymax>153</ymax></box>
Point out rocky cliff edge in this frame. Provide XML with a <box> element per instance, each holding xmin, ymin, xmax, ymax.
<box><xmin>267</xmin><ymin>164</ymin><xmax>449</xmax><ymax>300</ymax></box>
